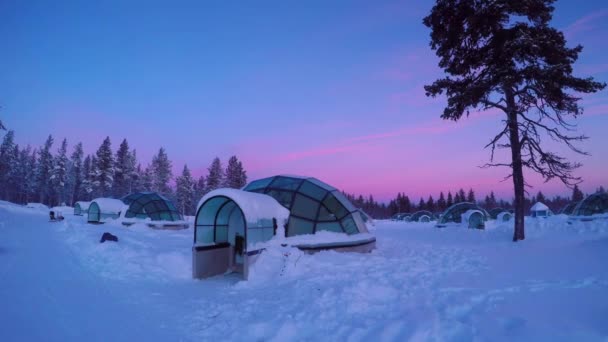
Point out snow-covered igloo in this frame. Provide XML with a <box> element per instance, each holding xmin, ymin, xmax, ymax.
<box><xmin>87</xmin><ymin>198</ymin><xmax>125</xmax><ymax>224</ymax></box>
<box><xmin>436</xmin><ymin>202</ymin><xmax>488</xmax><ymax>229</ymax></box>
<box><xmin>74</xmin><ymin>201</ymin><xmax>91</xmax><ymax>216</ymax></box>
<box><xmin>193</xmin><ymin>189</ymin><xmax>290</xmax><ymax>279</ymax></box>
<box><xmin>530</xmin><ymin>202</ymin><xmax>551</xmax><ymax>218</ymax></box>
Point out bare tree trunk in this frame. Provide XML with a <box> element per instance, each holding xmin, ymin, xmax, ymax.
<box><xmin>506</xmin><ymin>87</ymin><xmax>526</xmax><ymax>241</ymax></box>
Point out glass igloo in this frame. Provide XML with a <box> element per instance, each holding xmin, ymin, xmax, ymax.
<box><xmin>436</xmin><ymin>202</ymin><xmax>488</xmax><ymax>229</ymax></box>
<box><xmin>243</xmin><ymin>175</ymin><xmax>369</xmax><ymax>237</ymax></box>
<box><xmin>571</xmin><ymin>192</ymin><xmax>608</xmax><ymax>217</ymax></box>
<box><xmin>121</xmin><ymin>192</ymin><xmax>183</xmax><ymax>221</ymax></box>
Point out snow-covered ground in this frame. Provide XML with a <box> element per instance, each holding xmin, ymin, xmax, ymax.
<box><xmin>1</xmin><ymin>200</ymin><xmax>607</xmax><ymax>341</ymax></box>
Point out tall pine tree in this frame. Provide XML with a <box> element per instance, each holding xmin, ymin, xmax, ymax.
<box><xmin>437</xmin><ymin>192</ymin><xmax>447</xmax><ymax>211</ymax></box>
<box><xmin>51</xmin><ymin>138</ymin><xmax>69</xmax><ymax>205</ymax></box>
<box><xmin>224</xmin><ymin>155</ymin><xmax>247</xmax><ymax>189</ymax></box>
<box><xmin>176</xmin><ymin>164</ymin><xmax>195</xmax><ymax>215</ymax></box>
<box><xmin>113</xmin><ymin>139</ymin><xmax>132</xmax><ymax>198</ymax></box>
<box><xmin>0</xmin><ymin>130</ymin><xmax>16</xmax><ymax>199</ymax></box>
<box><xmin>424</xmin><ymin>0</ymin><xmax>606</xmax><ymax>241</ymax></box>
<box><xmin>206</xmin><ymin>157</ymin><xmax>224</xmax><ymax>192</ymax></box>
<box><xmin>36</xmin><ymin>135</ymin><xmax>54</xmax><ymax>204</ymax></box>
<box><xmin>151</xmin><ymin>147</ymin><xmax>172</xmax><ymax>196</ymax></box>
<box><xmin>95</xmin><ymin>137</ymin><xmax>114</xmax><ymax>197</ymax></box>
<box><xmin>69</xmin><ymin>142</ymin><xmax>84</xmax><ymax>204</ymax></box>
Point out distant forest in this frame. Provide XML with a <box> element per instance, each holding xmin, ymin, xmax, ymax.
<box><xmin>1</xmin><ymin>129</ymin><xmax>605</xmax><ymax>218</ymax></box>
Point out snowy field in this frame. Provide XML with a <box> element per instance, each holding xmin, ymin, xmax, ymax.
<box><xmin>1</xmin><ymin>200</ymin><xmax>607</xmax><ymax>341</ymax></box>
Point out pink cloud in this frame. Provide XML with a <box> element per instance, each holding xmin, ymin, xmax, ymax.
<box><xmin>584</xmin><ymin>104</ymin><xmax>608</xmax><ymax>117</ymax></box>
<box><xmin>563</xmin><ymin>9</ymin><xmax>608</xmax><ymax>39</ymax></box>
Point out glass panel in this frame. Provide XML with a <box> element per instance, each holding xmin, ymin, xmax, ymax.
<box><xmin>341</xmin><ymin>215</ymin><xmax>359</xmax><ymax>234</ymax></box>
<box><xmin>216</xmin><ymin>201</ymin><xmax>237</xmax><ymax>225</ymax></box>
<box><xmin>316</xmin><ymin>221</ymin><xmax>343</xmax><ymax>233</ymax></box>
<box><xmin>196</xmin><ymin>226</ymin><xmax>214</xmax><ymax>244</ymax></box>
<box><xmin>215</xmin><ymin>226</ymin><xmax>228</xmax><ymax>242</ymax></box>
<box><xmin>196</xmin><ymin>197</ymin><xmax>228</xmax><ymax>225</ymax></box>
<box><xmin>287</xmin><ymin>217</ymin><xmax>314</xmax><ymax>236</ymax></box>
<box><xmin>351</xmin><ymin>211</ymin><xmax>368</xmax><ymax>233</ymax></box>
<box><xmin>268</xmin><ymin>176</ymin><xmax>303</xmax><ymax>191</ymax></box>
<box><xmin>298</xmin><ymin>181</ymin><xmax>328</xmax><ymax>201</ymax></box>
<box><xmin>322</xmin><ymin>193</ymin><xmax>349</xmax><ymax>220</ymax></box>
<box><xmin>317</xmin><ymin>205</ymin><xmax>337</xmax><ymax>221</ymax></box>
<box><xmin>264</xmin><ymin>189</ymin><xmax>294</xmax><ymax>209</ymax></box>
<box><xmin>332</xmin><ymin>191</ymin><xmax>356</xmax><ymax>212</ymax></box>
<box><xmin>307</xmin><ymin>178</ymin><xmax>336</xmax><ymax>192</ymax></box>
<box><xmin>291</xmin><ymin>194</ymin><xmax>320</xmax><ymax>220</ymax></box>
<box><xmin>243</xmin><ymin>177</ymin><xmax>275</xmax><ymax>191</ymax></box>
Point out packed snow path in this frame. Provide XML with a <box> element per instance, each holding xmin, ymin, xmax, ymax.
<box><xmin>1</xmin><ymin>201</ymin><xmax>608</xmax><ymax>341</ymax></box>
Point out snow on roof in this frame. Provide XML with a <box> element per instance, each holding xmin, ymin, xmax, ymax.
<box><xmin>91</xmin><ymin>198</ymin><xmax>127</xmax><ymax>214</ymax></box>
<box><xmin>75</xmin><ymin>201</ymin><xmax>91</xmax><ymax>210</ymax></box>
<box><xmin>26</xmin><ymin>203</ymin><xmax>48</xmax><ymax>210</ymax></box>
<box><xmin>197</xmin><ymin>188</ymin><xmax>290</xmax><ymax>224</ymax></box>
<box><xmin>531</xmin><ymin>202</ymin><xmax>549</xmax><ymax>211</ymax></box>
<box><xmin>462</xmin><ymin>209</ymin><xmax>484</xmax><ymax>222</ymax></box>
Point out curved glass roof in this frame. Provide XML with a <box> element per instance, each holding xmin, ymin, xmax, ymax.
<box><xmin>572</xmin><ymin>192</ymin><xmax>608</xmax><ymax>216</ymax></box>
<box><xmin>121</xmin><ymin>192</ymin><xmax>183</xmax><ymax>221</ymax></box>
<box><xmin>243</xmin><ymin>175</ymin><xmax>367</xmax><ymax>237</ymax></box>
<box><xmin>410</xmin><ymin>210</ymin><xmax>433</xmax><ymax>222</ymax></box>
<box><xmin>560</xmin><ymin>202</ymin><xmax>579</xmax><ymax>215</ymax></box>
<box><xmin>438</xmin><ymin>202</ymin><xmax>488</xmax><ymax>224</ymax></box>
<box><xmin>488</xmin><ymin>208</ymin><xmax>507</xmax><ymax>219</ymax></box>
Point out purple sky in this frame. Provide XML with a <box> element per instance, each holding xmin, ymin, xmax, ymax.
<box><xmin>1</xmin><ymin>0</ymin><xmax>607</xmax><ymax>201</ymax></box>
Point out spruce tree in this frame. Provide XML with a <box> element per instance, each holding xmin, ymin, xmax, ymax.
<box><xmin>14</xmin><ymin>145</ymin><xmax>31</xmax><ymax>203</ymax></box>
<box><xmin>95</xmin><ymin>137</ymin><xmax>114</xmax><ymax>197</ymax></box>
<box><xmin>51</xmin><ymin>138</ymin><xmax>69</xmax><ymax>205</ymax></box>
<box><xmin>89</xmin><ymin>155</ymin><xmax>101</xmax><ymax>198</ymax></box>
<box><xmin>151</xmin><ymin>147</ymin><xmax>172</xmax><ymax>196</ymax></box>
<box><xmin>536</xmin><ymin>191</ymin><xmax>547</xmax><ymax>204</ymax></box>
<box><xmin>571</xmin><ymin>184</ymin><xmax>584</xmax><ymax>202</ymax></box>
<box><xmin>224</xmin><ymin>156</ymin><xmax>246</xmax><ymax>189</ymax></box>
<box><xmin>467</xmin><ymin>188</ymin><xmax>476</xmax><ymax>203</ymax></box>
<box><xmin>418</xmin><ymin>198</ymin><xmax>425</xmax><ymax>211</ymax></box>
<box><xmin>424</xmin><ymin>0</ymin><xmax>606</xmax><ymax>241</ymax></box>
<box><xmin>437</xmin><ymin>192</ymin><xmax>447</xmax><ymax>211</ymax></box>
<box><xmin>141</xmin><ymin>165</ymin><xmax>154</xmax><ymax>192</ymax></box>
<box><xmin>489</xmin><ymin>192</ymin><xmax>497</xmax><ymax>208</ymax></box>
<box><xmin>25</xmin><ymin>149</ymin><xmax>38</xmax><ymax>202</ymax></box>
<box><xmin>113</xmin><ymin>139</ymin><xmax>132</xmax><ymax>197</ymax></box>
<box><xmin>0</xmin><ymin>130</ymin><xmax>16</xmax><ymax>199</ymax></box>
<box><xmin>194</xmin><ymin>175</ymin><xmax>207</xmax><ymax>200</ymax></box>
<box><xmin>176</xmin><ymin>164</ymin><xmax>195</xmax><ymax>215</ymax></box>
<box><xmin>6</xmin><ymin>144</ymin><xmax>20</xmax><ymax>202</ymax></box>
<box><xmin>206</xmin><ymin>157</ymin><xmax>224</xmax><ymax>192</ymax></box>
<box><xmin>127</xmin><ymin>150</ymin><xmax>138</xmax><ymax>194</ymax></box>
<box><xmin>427</xmin><ymin>195</ymin><xmax>435</xmax><ymax>212</ymax></box>
<box><xmin>81</xmin><ymin>155</ymin><xmax>93</xmax><ymax>200</ymax></box>
<box><xmin>131</xmin><ymin>163</ymin><xmax>144</xmax><ymax>193</ymax></box>
<box><xmin>458</xmin><ymin>189</ymin><xmax>466</xmax><ymax>203</ymax></box>
<box><xmin>36</xmin><ymin>135</ymin><xmax>54</xmax><ymax>204</ymax></box>
<box><xmin>69</xmin><ymin>142</ymin><xmax>84</xmax><ymax>204</ymax></box>
<box><xmin>447</xmin><ymin>191</ymin><xmax>454</xmax><ymax>207</ymax></box>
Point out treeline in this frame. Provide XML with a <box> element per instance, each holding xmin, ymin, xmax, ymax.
<box><xmin>0</xmin><ymin>130</ymin><xmax>247</xmax><ymax>216</ymax></box>
<box><xmin>345</xmin><ymin>184</ymin><xmax>605</xmax><ymax>219</ymax></box>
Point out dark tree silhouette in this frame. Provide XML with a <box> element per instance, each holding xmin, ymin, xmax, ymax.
<box><xmin>423</xmin><ymin>0</ymin><xmax>605</xmax><ymax>241</ymax></box>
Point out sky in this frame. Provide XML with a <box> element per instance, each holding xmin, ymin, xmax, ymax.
<box><xmin>1</xmin><ymin>0</ymin><xmax>607</xmax><ymax>202</ymax></box>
